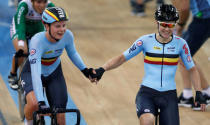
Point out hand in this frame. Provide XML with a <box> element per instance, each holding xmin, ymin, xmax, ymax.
<box><xmin>38</xmin><ymin>101</ymin><xmax>48</xmax><ymax>111</ymax></box>
<box><xmin>195</xmin><ymin>91</ymin><xmax>206</xmax><ymax>111</ymax></box>
<box><xmin>94</xmin><ymin>67</ymin><xmax>105</xmax><ymax>81</ymax></box>
<box><xmin>81</xmin><ymin>68</ymin><xmax>98</xmax><ymax>83</ymax></box>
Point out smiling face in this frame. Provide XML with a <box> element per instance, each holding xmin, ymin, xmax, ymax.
<box><xmin>45</xmin><ymin>21</ymin><xmax>67</xmax><ymax>42</ymax></box>
<box><xmin>157</xmin><ymin>21</ymin><xmax>176</xmax><ymax>39</ymax></box>
<box><xmin>32</xmin><ymin>0</ymin><xmax>48</xmax><ymax>14</ymax></box>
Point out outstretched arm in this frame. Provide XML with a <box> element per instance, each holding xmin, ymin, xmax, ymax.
<box><xmin>102</xmin><ymin>54</ymin><xmax>126</xmax><ymax>71</ymax></box>
<box><xmin>93</xmin><ymin>54</ymin><xmax>127</xmax><ymax>81</ymax></box>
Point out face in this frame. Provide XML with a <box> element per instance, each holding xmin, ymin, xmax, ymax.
<box><xmin>32</xmin><ymin>0</ymin><xmax>48</xmax><ymax>14</ymax></box>
<box><xmin>158</xmin><ymin>21</ymin><xmax>176</xmax><ymax>39</ymax></box>
<box><xmin>46</xmin><ymin>21</ymin><xmax>67</xmax><ymax>41</ymax></box>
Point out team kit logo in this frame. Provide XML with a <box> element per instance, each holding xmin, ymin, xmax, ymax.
<box><xmin>182</xmin><ymin>44</ymin><xmax>191</xmax><ymax>62</ymax></box>
<box><xmin>136</xmin><ymin>40</ymin><xmax>143</xmax><ymax>47</ymax></box>
<box><xmin>30</xmin><ymin>49</ymin><xmax>36</xmax><ymax>56</ymax></box>
<box><xmin>167</xmin><ymin>46</ymin><xmax>175</xmax><ymax>52</ymax></box>
<box><xmin>129</xmin><ymin>40</ymin><xmax>143</xmax><ymax>53</ymax></box>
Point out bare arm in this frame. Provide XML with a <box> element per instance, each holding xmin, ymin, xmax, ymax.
<box><xmin>189</xmin><ymin>66</ymin><xmax>206</xmax><ymax>111</ymax></box>
<box><xmin>172</xmin><ymin>0</ymin><xmax>190</xmax><ymax>36</ymax></box>
<box><xmin>102</xmin><ymin>54</ymin><xmax>127</xmax><ymax>71</ymax></box>
<box><xmin>189</xmin><ymin>66</ymin><xmax>202</xmax><ymax>91</ymax></box>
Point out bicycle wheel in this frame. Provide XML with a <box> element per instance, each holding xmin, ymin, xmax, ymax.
<box><xmin>17</xmin><ymin>58</ymin><xmax>28</xmax><ymax>121</ymax></box>
<box><xmin>18</xmin><ymin>78</ymin><xmax>25</xmax><ymax>121</ymax></box>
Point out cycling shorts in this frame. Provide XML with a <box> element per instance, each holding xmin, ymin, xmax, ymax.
<box><xmin>21</xmin><ymin>59</ymin><xmax>68</xmax><ymax>108</ymax></box>
<box><xmin>135</xmin><ymin>85</ymin><xmax>180</xmax><ymax>125</ymax></box>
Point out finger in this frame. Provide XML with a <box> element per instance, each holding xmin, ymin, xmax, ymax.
<box><xmin>89</xmin><ymin>78</ymin><xmax>95</xmax><ymax>83</ymax></box>
<box><xmin>89</xmin><ymin>75</ymin><xmax>92</xmax><ymax>79</ymax></box>
<box><xmin>92</xmin><ymin>69</ymin><xmax>96</xmax><ymax>74</ymax></box>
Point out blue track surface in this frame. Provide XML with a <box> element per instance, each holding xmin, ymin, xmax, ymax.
<box><xmin>0</xmin><ymin>1</ymin><xmax>86</xmax><ymax>124</ymax></box>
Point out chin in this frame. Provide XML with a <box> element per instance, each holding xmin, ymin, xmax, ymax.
<box><xmin>57</xmin><ymin>36</ymin><xmax>63</xmax><ymax>40</ymax></box>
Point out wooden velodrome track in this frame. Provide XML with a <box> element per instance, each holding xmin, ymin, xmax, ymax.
<box><xmin>0</xmin><ymin>0</ymin><xmax>210</xmax><ymax>125</ymax></box>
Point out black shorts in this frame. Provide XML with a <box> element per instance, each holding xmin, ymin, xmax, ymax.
<box><xmin>183</xmin><ymin>17</ymin><xmax>210</xmax><ymax>56</ymax></box>
<box><xmin>135</xmin><ymin>85</ymin><xmax>179</xmax><ymax>125</ymax></box>
<box><xmin>20</xmin><ymin>60</ymin><xmax>68</xmax><ymax>108</ymax></box>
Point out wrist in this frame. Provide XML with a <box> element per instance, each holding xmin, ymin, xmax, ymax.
<box><xmin>100</xmin><ymin>67</ymin><xmax>105</xmax><ymax>72</ymax></box>
<box><xmin>18</xmin><ymin>40</ymin><xmax>25</xmax><ymax>47</ymax></box>
<box><xmin>81</xmin><ymin>68</ymin><xmax>89</xmax><ymax>78</ymax></box>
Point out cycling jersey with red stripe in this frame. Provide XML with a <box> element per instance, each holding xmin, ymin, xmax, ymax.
<box><xmin>123</xmin><ymin>33</ymin><xmax>194</xmax><ymax>91</ymax></box>
<box><xmin>28</xmin><ymin>30</ymin><xmax>86</xmax><ymax>101</ymax></box>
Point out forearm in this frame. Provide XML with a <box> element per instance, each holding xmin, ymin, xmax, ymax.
<box><xmin>189</xmin><ymin>67</ymin><xmax>202</xmax><ymax>91</ymax></box>
<box><xmin>102</xmin><ymin>54</ymin><xmax>126</xmax><ymax>71</ymax></box>
<box><xmin>172</xmin><ymin>0</ymin><xmax>190</xmax><ymax>26</ymax></box>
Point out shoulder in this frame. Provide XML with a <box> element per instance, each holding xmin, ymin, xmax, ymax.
<box><xmin>18</xmin><ymin>0</ymin><xmax>29</xmax><ymax>7</ymax></box>
<box><xmin>64</xmin><ymin>29</ymin><xmax>74</xmax><ymax>39</ymax></box>
<box><xmin>173</xmin><ymin>35</ymin><xmax>187</xmax><ymax>45</ymax></box>
<box><xmin>143</xmin><ymin>33</ymin><xmax>155</xmax><ymax>39</ymax></box>
<box><xmin>17</xmin><ymin>0</ymin><xmax>28</xmax><ymax>12</ymax></box>
<box><xmin>30</xmin><ymin>32</ymin><xmax>45</xmax><ymax>44</ymax></box>
<box><xmin>135</xmin><ymin>33</ymin><xmax>155</xmax><ymax>44</ymax></box>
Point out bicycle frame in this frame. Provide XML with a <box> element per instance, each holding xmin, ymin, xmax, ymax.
<box><xmin>33</xmin><ymin>108</ymin><xmax>81</xmax><ymax>125</ymax></box>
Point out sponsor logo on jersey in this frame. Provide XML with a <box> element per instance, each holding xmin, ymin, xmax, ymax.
<box><xmin>136</xmin><ymin>40</ymin><xmax>143</xmax><ymax>47</ymax></box>
<box><xmin>30</xmin><ymin>49</ymin><xmax>36</xmax><ymax>56</ymax></box>
<box><xmin>17</xmin><ymin>7</ymin><xmax>25</xmax><ymax>24</ymax></box>
<box><xmin>183</xmin><ymin>44</ymin><xmax>189</xmax><ymax>55</ymax></box>
<box><xmin>167</xmin><ymin>46</ymin><xmax>175</xmax><ymax>52</ymax></box>
<box><xmin>129</xmin><ymin>44</ymin><xmax>136</xmax><ymax>53</ymax></box>
<box><xmin>45</xmin><ymin>50</ymin><xmax>53</xmax><ymax>54</ymax></box>
<box><xmin>28</xmin><ymin>10</ymin><xmax>34</xmax><ymax>16</ymax></box>
<box><xmin>30</xmin><ymin>58</ymin><xmax>37</xmax><ymax>64</ymax></box>
<box><xmin>55</xmin><ymin>49</ymin><xmax>62</xmax><ymax>53</ymax></box>
<box><xmin>154</xmin><ymin>46</ymin><xmax>161</xmax><ymax>50</ymax></box>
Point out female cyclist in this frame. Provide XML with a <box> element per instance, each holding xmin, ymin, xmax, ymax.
<box><xmin>21</xmin><ymin>7</ymin><xmax>95</xmax><ymax>125</ymax></box>
<box><xmin>93</xmin><ymin>4</ymin><xmax>206</xmax><ymax>125</ymax></box>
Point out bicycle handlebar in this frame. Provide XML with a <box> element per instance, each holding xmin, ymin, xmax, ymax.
<box><xmin>33</xmin><ymin>108</ymin><xmax>81</xmax><ymax>125</ymax></box>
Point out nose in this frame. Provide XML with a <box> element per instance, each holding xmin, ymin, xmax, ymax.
<box><xmin>39</xmin><ymin>3</ymin><xmax>46</xmax><ymax>9</ymax></box>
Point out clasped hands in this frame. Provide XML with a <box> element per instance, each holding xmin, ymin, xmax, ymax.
<box><xmin>81</xmin><ymin>67</ymin><xmax>105</xmax><ymax>84</ymax></box>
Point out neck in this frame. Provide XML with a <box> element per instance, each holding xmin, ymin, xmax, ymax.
<box><xmin>156</xmin><ymin>33</ymin><xmax>172</xmax><ymax>44</ymax></box>
<box><xmin>45</xmin><ymin>32</ymin><xmax>57</xmax><ymax>43</ymax></box>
